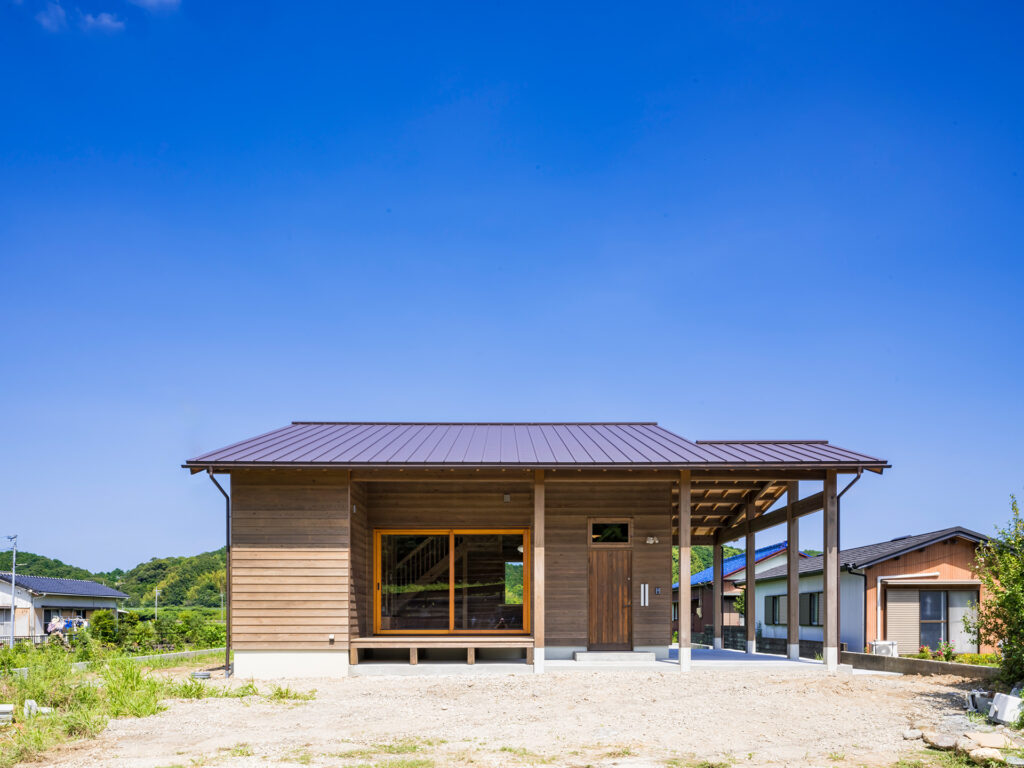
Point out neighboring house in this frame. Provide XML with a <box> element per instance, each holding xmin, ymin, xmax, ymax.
<box><xmin>184</xmin><ymin>421</ymin><xmax>887</xmax><ymax>677</ymax></box>
<box><xmin>0</xmin><ymin>573</ymin><xmax>128</xmax><ymax>643</ymax></box>
<box><xmin>671</xmin><ymin>541</ymin><xmax>804</xmax><ymax>634</ymax></box>
<box><xmin>745</xmin><ymin>526</ymin><xmax>989</xmax><ymax>655</ymax></box>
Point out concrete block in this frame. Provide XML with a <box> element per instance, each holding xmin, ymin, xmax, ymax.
<box><xmin>990</xmin><ymin>693</ymin><xmax>1023</xmax><ymax>726</ymax></box>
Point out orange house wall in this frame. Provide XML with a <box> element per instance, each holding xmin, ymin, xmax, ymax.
<box><xmin>867</xmin><ymin>536</ymin><xmax>994</xmax><ymax>654</ymax></box>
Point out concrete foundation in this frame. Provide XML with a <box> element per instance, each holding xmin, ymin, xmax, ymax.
<box><xmin>746</xmin><ymin>640</ymin><xmax>755</xmax><ymax>655</ymax></box>
<box><xmin>788</xmin><ymin>643</ymin><xmax>800</xmax><ymax>661</ymax></box>
<box><xmin>233</xmin><ymin>650</ymin><xmax>349</xmax><ymax>679</ymax></box>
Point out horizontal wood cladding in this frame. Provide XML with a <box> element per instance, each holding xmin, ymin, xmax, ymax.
<box><xmin>230</xmin><ymin>471</ymin><xmax>350</xmax><ymax>651</ymax></box>
<box><xmin>350</xmin><ymin>481</ymin><xmax>370</xmax><ymax>638</ymax></box>
<box><xmin>366</xmin><ymin>481</ymin><xmax>533</xmax><ymax>528</ymax></box>
<box><xmin>546</xmin><ymin>483</ymin><xmax>672</xmax><ymax>648</ymax></box>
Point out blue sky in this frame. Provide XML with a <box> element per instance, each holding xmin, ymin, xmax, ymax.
<box><xmin>1</xmin><ymin>1</ymin><xmax>1022</xmax><ymax>571</ymax></box>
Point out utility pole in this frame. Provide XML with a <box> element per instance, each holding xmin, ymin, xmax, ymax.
<box><xmin>154</xmin><ymin>588</ymin><xmax>159</xmax><ymax>621</ymax></box>
<box><xmin>5</xmin><ymin>535</ymin><xmax>16</xmax><ymax>649</ymax></box>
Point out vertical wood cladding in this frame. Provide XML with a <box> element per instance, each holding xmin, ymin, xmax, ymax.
<box><xmin>230</xmin><ymin>470</ymin><xmax>349</xmax><ymax>651</ymax></box>
<box><xmin>546</xmin><ymin>482</ymin><xmax>673</xmax><ymax>648</ymax></box>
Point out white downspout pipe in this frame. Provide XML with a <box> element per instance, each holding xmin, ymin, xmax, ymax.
<box><xmin>876</xmin><ymin>572</ymin><xmax>940</xmax><ymax>648</ymax></box>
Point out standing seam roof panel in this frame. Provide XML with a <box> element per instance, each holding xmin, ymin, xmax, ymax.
<box><xmin>318</xmin><ymin>424</ymin><xmax>391</xmax><ymax>462</ymax></box>
<box><xmin>604</xmin><ymin>424</ymin><xmax>676</xmax><ymax>462</ymax></box>
<box><xmin>278</xmin><ymin>424</ymin><xmax>365</xmax><ymax>462</ymax></box>
<box><xmin>589</xmin><ymin>424</ymin><xmax>649</xmax><ymax>462</ymax></box>
<box><xmin>200</xmin><ymin>423</ymin><xmax>306</xmax><ymax>462</ymax></box>
<box><xmin>309</xmin><ymin>424</ymin><xmax>382</xmax><ymax>462</ymax></box>
<box><xmin>228</xmin><ymin>423</ymin><xmax>336</xmax><ymax>462</ymax></box>
<box><xmin>553</xmin><ymin>424</ymin><xmax>596</xmax><ymax>462</ymax></box>
<box><xmin>399</xmin><ymin>425</ymin><xmax>446</xmax><ymax>463</ymax></box>
<box><xmin>645</xmin><ymin>426</ymin><xmax>717</xmax><ymax>462</ymax></box>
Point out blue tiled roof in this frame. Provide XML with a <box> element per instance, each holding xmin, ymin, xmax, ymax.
<box><xmin>673</xmin><ymin>541</ymin><xmax>788</xmax><ymax>590</ymax></box>
<box><xmin>0</xmin><ymin>572</ymin><xmax>128</xmax><ymax>599</ymax></box>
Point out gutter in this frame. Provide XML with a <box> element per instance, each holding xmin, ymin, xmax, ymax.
<box><xmin>876</xmin><ymin>571</ymin><xmax>940</xmax><ymax>644</ymax></box>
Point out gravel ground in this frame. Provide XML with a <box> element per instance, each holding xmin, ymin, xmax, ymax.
<box><xmin>39</xmin><ymin>666</ymin><xmax>976</xmax><ymax>768</ymax></box>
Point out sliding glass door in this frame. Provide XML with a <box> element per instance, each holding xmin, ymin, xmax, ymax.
<box><xmin>375</xmin><ymin>529</ymin><xmax>529</xmax><ymax>634</ymax></box>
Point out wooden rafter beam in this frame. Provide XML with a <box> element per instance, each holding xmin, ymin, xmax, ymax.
<box><xmin>715</xmin><ymin>490</ymin><xmax>824</xmax><ymax>544</ymax></box>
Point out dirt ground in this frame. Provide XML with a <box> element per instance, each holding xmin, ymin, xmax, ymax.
<box><xmin>41</xmin><ymin>664</ymin><xmax>978</xmax><ymax>768</ymax></box>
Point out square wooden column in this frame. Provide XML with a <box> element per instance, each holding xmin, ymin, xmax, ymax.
<box><xmin>712</xmin><ymin>541</ymin><xmax>723</xmax><ymax>650</ymax></box>
<box><xmin>822</xmin><ymin>469</ymin><xmax>839</xmax><ymax>672</ymax></box>
<box><xmin>677</xmin><ymin>470</ymin><xmax>691</xmax><ymax>671</ymax></box>
<box><xmin>786</xmin><ymin>481</ymin><xmax>800</xmax><ymax>660</ymax></box>
<box><xmin>745</xmin><ymin>501</ymin><xmax>756</xmax><ymax>654</ymax></box>
<box><xmin>533</xmin><ymin>469</ymin><xmax>545</xmax><ymax>673</ymax></box>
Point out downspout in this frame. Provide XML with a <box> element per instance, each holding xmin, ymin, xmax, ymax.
<box><xmin>832</xmin><ymin>470</ymin><xmax>861</xmax><ymax>651</ymax></box>
<box><xmin>207</xmin><ymin>470</ymin><xmax>232</xmax><ymax>677</ymax></box>
<box><xmin>876</xmin><ymin>571</ymin><xmax>940</xmax><ymax>647</ymax></box>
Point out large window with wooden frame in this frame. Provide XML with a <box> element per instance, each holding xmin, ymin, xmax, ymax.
<box><xmin>373</xmin><ymin>529</ymin><xmax>530</xmax><ymax>635</ymax></box>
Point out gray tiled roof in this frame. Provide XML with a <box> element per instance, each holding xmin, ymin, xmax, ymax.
<box><xmin>748</xmin><ymin>526</ymin><xmax>988</xmax><ymax>582</ymax></box>
<box><xmin>185</xmin><ymin>423</ymin><xmax>888</xmax><ymax>469</ymax></box>
<box><xmin>0</xmin><ymin>572</ymin><xmax>128</xmax><ymax>599</ymax></box>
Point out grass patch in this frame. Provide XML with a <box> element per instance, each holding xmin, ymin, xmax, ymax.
<box><xmin>284</xmin><ymin>748</ymin><xmax>314</xmax><ymax>764</ymax></box>
<box><xmin>827</xmin><ymin>751</ymin><xmax>846</xmax><ymax>761</ymax></box>
<box><xmin>692</xmin><ymin>762</ymin><xmax>732</xmax><ymax>768</ymax></box>
<box><xmin>603</xmin><ymin>746</ymin><xmax>635</xmax><ymax>758</ymax></box>
<box><xmin>265</xmin><ymin>684</ymin><xmax>315</xmax><ymax>702</ymax></box>
<box><xmin>375</xmin><ymin>760</ymin><xmax>435</xmax><ymax>768</ymax></box>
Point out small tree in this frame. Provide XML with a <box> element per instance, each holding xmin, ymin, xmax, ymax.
<box><xmin>965</xmin><ymin>496</ymin><xmax>1024</xmax><ymax>683</ymax></box>
<box><xmin>89</xmin><ymin>609</ymin><xmax>118</xmax><ymax>644</ymax></box>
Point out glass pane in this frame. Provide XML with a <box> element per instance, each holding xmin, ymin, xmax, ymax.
<box><xmin>380</xmin><ymin>534</ymin><xmax>450</xmax><ymax>631</ymax></box>
<box><xmin>591</xmin><ymin>522</ymin><xmax>629</xmax><ymax>543</ymax></box>
<box><xmin>920</xmin><ymin>591</ymin><xmax>946</xmax><ymax>621</ymax></box>
<box><xmin>920</xmin><ymin>621</ymin><xmax>945</xmax><ymax>649</ymax></box>
<box><xmin>453</xmin><ymin>534</ymin><xmax>525</xmax><ymax>631</ymax></box>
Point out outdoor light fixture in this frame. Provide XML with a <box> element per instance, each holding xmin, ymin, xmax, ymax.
<box><xmin>645</xmin><ymin>536</ymin><xmax>659</xmax><ymax>544</ymax></box>
<box><xmin>503</xmin><ymin>492</ymin><xmax>511</xmax><ymax>503</ymax></box>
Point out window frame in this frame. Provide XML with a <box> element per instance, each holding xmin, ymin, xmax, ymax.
<box><xmin>373</xmin><ymin>528</ymin><xmax>531</xmax><ymax>636</ymax></box>
<box><xmin>588</xmin><ymin>518</ymin><xmax>632</xmax><ymax>548</ymax></box>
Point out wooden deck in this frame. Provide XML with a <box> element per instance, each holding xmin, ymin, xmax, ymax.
<box><xmin>349</xmin><ymin>635</ymin><xmax>535</xmax><ymax>665</ymax></box>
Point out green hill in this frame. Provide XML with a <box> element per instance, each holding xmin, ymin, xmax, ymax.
<box><xmin>0</xmin><ymin>551</ymin><xmax>95</xmax><ymax>581</ymax></box>
<box><xmin>0</xmin><ymin>548</ymin><xmax>227</xmax><ymax>609</ymax></box>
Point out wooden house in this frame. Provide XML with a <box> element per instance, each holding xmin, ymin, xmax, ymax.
<box><xmin>183</xmin><ymin>422</ymin><xmax>888</xmax><ymax>677</ymax></box>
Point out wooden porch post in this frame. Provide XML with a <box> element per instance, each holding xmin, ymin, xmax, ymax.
<box><xmin>786</xmin><ymin>481</ymin><xmax>800</xmax><ymax>661</ymax></box>
<box><xmin>678</xmin><ymin>470</ymin><xmax>691</xmax><ymax>671</ymax></box>
<box><xmin>745</xmin><ymin>501</ymin><xmax>756</xmax><ymax>654</ymax></box>
<box><xmin>712</xmin><ymin>541</ymin><xmax>723</xmax><ymax>650</ymax></box>
<box><xmin>823</xmin><ymin>469</ymin><xmax>839</xmax><ymax>672</ymax></box>
<box><xmin>533</xmin><ymin>469</ymin><xmax>545</xmax><ymax>673</ymax></box>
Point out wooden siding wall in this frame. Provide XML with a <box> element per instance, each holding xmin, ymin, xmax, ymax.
<box><xmin>231</xmin><ymin>471</ymin><xmax>349</xmax><ymax>651</ymax></box>
<box><xmin>867</xmin><ymin>536</ymin><xmax>988</xmax><ymax>650</ymax></box>
<box><xmin>349</xmin><ymin>481</ymin><xmax>370</xmax><ymax>639</ymax></box>
<box><xmin>546</xmin><ymin>482</ymin><xmax>673</xmax><ymax>648</ymax></box>
<box><xmin>366</xmin><ymin>481</ymin><xmax>533</xmax><ymax>529</ymax></box>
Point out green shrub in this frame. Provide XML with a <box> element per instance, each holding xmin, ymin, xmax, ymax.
<box><xmin>89</xmin><ymin>610</ymin><xmax>118</xmax><ymax>644</ymax></box>
<box><xmin>965</xmin><ymin>496</ymin><xmax>1024</xmax><ymax>683</ymax></box>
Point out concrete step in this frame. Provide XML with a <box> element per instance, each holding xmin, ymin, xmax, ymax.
<box><xmin>573</xmin><ymin>651</ymin><xmax>657</xmax><ymax>664</ymax></box>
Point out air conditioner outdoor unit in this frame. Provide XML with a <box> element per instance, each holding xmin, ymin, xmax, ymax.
<box><xmin>869</xmin><ymin>641</ymin><xmax>898</xmax><ymax>656</ymax></box>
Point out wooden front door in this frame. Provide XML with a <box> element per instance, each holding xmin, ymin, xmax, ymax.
<box><xmin>588</xmin><ymin>548</ymin><xmax>632</xmax><ymax>650</ymax></box>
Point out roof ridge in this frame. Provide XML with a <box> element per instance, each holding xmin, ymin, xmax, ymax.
<box><xmin>291</xmin><ymin>421</ymin><xmax>661</xmax><ymax>426</ymax></box>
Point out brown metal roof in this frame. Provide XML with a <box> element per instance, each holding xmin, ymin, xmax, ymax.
<box><xmin>185</xmin><ymin>423</ymin><xmax>888</xmax><ymax>470</ymax></box>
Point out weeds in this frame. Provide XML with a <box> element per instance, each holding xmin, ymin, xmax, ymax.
<box><xmin>827</xmin><ymin>751</ymin><xmax>846</xmax><ymax>761</ymax></box>
<box><xmin>265</xmin><ymin>684</ymin><xmax>316</xmax><ymax>701</ymax></box>
<box><xmin>603</xmin><ymin>746</ymin><xmax>635</xmax><ymax>758</ymax></box>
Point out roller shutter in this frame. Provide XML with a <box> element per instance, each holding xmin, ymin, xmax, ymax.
<box><xmin>886</xmin><ymin>588</ymin><xmax>920</xmax><ymax>655</ymax></box>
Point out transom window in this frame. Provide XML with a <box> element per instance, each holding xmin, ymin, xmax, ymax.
<box><xmin>374</xmin><ymin>529</ymin><xmax>529</xmax><ymax>635</ymax></box>
<box><xmin>590</xmin><ymin>520</ymin><xmax>630</xmax><ymax>545</ymax></box>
